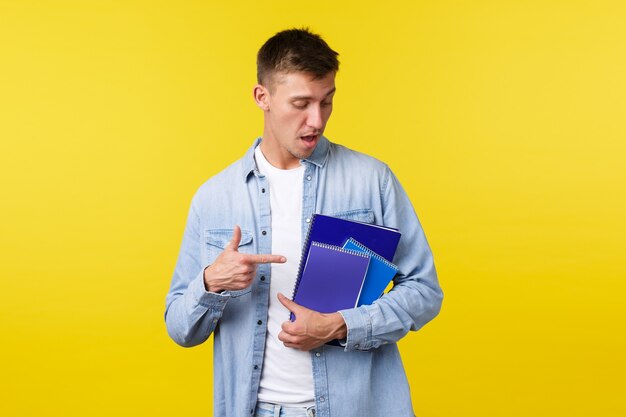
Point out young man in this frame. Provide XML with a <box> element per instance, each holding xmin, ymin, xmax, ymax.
<box><xmin>165</xmin><ymin>28</ymin><xmax>443</xmax><ymax>417</ymax></box>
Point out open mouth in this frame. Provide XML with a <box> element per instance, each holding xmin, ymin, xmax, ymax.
<box><xmin>300</xmin><ymin>134</ymin><xmax>318</xmax><ymax>143</ymax></box>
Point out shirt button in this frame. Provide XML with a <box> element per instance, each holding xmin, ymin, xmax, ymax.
<box><xmin>257</xmin><ymin>320</ymin><xmax>262</xmax><ymax>325</ymax></box>
<box><xmin>306</xmin><ymin>175</ymin><xmax>312</xmax><ymax>181</ymax></box>
<box><xmin>354</xmin><ymin>344</ymin><xmax>359</xmax><ymax>348</ymax></box>
<box><xmin>260</xmin><ymin>275</ymin><xmax>266</xmax><ymax>281</ymax></box>
<box><xmin>254</xmin><ymin>365</ymin><xmax>258</xmax><ymax>370</ymax></box>
<box><xmin>319</xmin><ymin>396</ymin><xmax>325</xmax><ymax>402</ymax></box>
<box><xmin>262</xmin><ymin>230</ymin><xmax>267</xmax><ymax>236</ymax></box>
<box><xmin>305</xmin><ymin>218</ymin><xmax>311</xmax><ymax>223</ymax></box>
<box><xmin>315</xmin><ymin>352</ymin><xmax>321</xmax><ymax>357</ymax></box>
<box><xmin>261</xmin><ymin>188</ymin><xmax>266</xmax><ymax>193</ymax></box>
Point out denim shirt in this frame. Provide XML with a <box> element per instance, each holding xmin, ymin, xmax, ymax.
<box><xmin>165</xmin><ymin>137</ymin><xmax>443</xmax><ymax>417</ymax></box>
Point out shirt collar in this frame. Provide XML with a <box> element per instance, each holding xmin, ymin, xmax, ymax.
<box><xmin>241</xmin><ymin>136</ymin><xmax>330</xmax><ymax>181</ymax></box>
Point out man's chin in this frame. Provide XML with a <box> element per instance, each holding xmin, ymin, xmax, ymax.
<box><xmin>292</xmin><ymin>148</ymin><xmax>316</xmax><ymax>161</ymax></box>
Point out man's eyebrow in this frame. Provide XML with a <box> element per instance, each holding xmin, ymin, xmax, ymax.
<box><xmin>324</xmin><ymin>87</ymin><xmax>337</xmax><ymax>98</ymax></box>
<box><xmin>290</xmin><ymin>87</ymin><xmax>336</xmax><ymax>101</ymax></box>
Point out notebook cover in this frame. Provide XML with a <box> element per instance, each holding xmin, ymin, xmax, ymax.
<box><xmin>343</xmin><ymin>238</ymin><xmax>399</xmax><ymax>306</ymax></box>
<box><xmin>304</xmin><ymin>214</ymin><xmax>401</xmax><ymax>263</ymax></box>
<box><xmin>291</xmin><ymin>242</ymin><xmax>370</xmax><ymax>320</ymax></box>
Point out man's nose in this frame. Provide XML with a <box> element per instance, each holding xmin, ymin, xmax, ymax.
<box><xmin>306</xmin><ymin>105</ymin><xmax>324</xmax><ymax>130</ymax></box>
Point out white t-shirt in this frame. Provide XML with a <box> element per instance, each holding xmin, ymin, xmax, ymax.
<box><xmin>254</xmin><ymin>145</ymin><xmax>315</xmax><ymax>406</ymax></box>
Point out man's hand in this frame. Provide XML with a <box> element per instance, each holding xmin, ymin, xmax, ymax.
<box><xmin>277</xmin><ymin>293</ymin><xmax>348</xmax><ymax>351</ymax></box>
<box><xmin>203</xmin><ymin>225</ymin><xmax>286</xmax><ymax>293</ymax></box>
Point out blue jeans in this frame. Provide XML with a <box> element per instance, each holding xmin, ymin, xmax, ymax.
<box><xmin>254</xmin><ymin>401</ymin><xmax>315</xmax><ymax>417</ymax></box>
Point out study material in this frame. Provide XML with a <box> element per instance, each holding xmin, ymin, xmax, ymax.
<box><xmin>301</xmin><ymin>213</ymin><xmax>401</xmax><ymax>263</ymax></box>
<box><xmin>342</xmin><ymin>238</ymin><xmax>399</xmax><ymax>306</ymax></box>
<box><xmin>290</xmin><ymin>242</ymin><xmax>370</xmax><ymax>320</ymax></box>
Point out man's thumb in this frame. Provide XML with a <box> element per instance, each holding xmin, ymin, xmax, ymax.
<box><xmin>228</xmin><ymin>225</ymin><xmax>242</xmax><ymax>251</ymax></box>
<box><xmin>278</xmin><ymin>293</ymin><xmax>298</xmax><ymax>312</ymax></box>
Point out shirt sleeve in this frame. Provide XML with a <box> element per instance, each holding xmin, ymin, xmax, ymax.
<box><xmin>164</xmin><ymin>197</ymin><xmax>231</xmax><ymax>347</ymax></box>
<box><xmin>339</xmin><ymin>166</ymin><xmax>443</xmax><ymax>351</ymax></box>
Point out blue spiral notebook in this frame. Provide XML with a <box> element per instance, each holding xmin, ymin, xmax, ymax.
<box><xmin>342</xmin><ymin>238</ymin><xmax>399</xmax><ymax>306</ymax></box>
<box><xmin>301</xmin><ymin>214</ymin><xmax>401</xmax><ymax>263</ymax></box>
<box><xmin>291</xmin><ymin>242</ymin><xmax>370</xmax><ymax>321</ymax></box>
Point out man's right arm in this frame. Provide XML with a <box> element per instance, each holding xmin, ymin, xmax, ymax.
<box><xmin>164</xmin><ymin>202</ymin><xmax>285</xmax><ymax>347</ymax></box>
<box><xmin>164</xmin><ymin>201</ymin><xmax>225</xmax><ymax>347</ymax></box>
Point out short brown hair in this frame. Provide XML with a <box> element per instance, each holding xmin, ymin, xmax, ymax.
<box><xmin>257</xmin><ymin>28</ymin><xmax>339</xmax><ymax>89</ymax></box>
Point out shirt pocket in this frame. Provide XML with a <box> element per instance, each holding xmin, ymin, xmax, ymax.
<box><xmin>204</xmin><ymin>228</ymin><xmax>255</xmax><ymax>298</ymax></box>
<box><xmin>330</xmin><ymin>208</ymin><xmax>375</xmax><ymax>224</ymax></box>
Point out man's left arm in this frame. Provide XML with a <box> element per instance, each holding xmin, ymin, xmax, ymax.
<box><xmin>337</xmin><ymin>165</ymin><xmax>443</xmax><ymax>350</ymax></box>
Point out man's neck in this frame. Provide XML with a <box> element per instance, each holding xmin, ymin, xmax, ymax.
<box><xmin>259</xmin><ymin>139</ymin><xmax>301</xmax><ymax>170</ymax></box>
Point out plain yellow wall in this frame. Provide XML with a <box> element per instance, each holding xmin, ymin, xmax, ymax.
<box><xmin>1</xmin><ymin>1</ymin><xmax>624</xmax><ymax>416</ymax></box>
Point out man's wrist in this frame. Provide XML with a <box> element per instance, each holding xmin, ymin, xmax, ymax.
<box><xmin>203</xmin><ymin>265</ymin><xmax>223</xmax><ymax>293</ymax></box>
<box><xmin>326</xmin><ymin>312</ymin><xmax>348</xmax><ymax>341</ymax></box>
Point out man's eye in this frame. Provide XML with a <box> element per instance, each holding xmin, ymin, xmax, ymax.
<box><xmin>293</xmin><ymin>102</ymin><xmax>307</xmax><ymax>109</ymax></box>
<box><xmin>321</xmin><ymin>101</ymin><xmax>333</xmax><ymax>107</ymax></box>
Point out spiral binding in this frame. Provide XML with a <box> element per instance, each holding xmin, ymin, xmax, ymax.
<box><xmin>310</xmin><ymin>241</ymin><xmax>370</xmax><ymax>258</ymax></box>
<box><xmin>292</xmin><ymin>215</ymin><xmax>319</xmax><ymax>300</ymax></box>
<box><xmin>344</xmin><ymin>238</ymin><xmax>398</xmax><ymax>270</ymax></box>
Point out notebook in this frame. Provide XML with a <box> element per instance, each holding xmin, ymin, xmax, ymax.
<box><xmin>342</xmin><ymin>238</ymin><xmax>399</xmax><ymax>306</ymax></box>
<box><xmin>291</xmin><ymin>242</ymin><xmax>370</xmax><ymax>321</ymax></box>
<box><xmin>301</xmin><ymin>214</ymin><xmax>401</xmax><ymax>264</ymax></box>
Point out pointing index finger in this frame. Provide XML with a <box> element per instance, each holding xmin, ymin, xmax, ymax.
<box><xmin>245</xmin><ymin>254</ymin><xmax>287</xmax><ymax>264</ymax></box>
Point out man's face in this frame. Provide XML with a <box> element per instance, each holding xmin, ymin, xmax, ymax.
<box><xmin>257</xmin><ymin>71</ymin><xmax>336</xmax><ymax>169</ymax></box>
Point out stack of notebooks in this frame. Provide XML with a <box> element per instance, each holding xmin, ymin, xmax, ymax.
<box><xmin>290</xmin><ymin>214</ymin><xmax>402</xmax><ymax>321</ymax></box>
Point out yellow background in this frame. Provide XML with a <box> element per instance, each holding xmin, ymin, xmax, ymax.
<box><xmin>1</xmin><ymin>1</ymin><xmax>624</xmax><ymax>415</ymax></box>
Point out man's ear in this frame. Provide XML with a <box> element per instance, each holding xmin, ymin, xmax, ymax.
<box><xmin>253</xmin><ymin>84</ymin><xmax>270</xmax><ymax>111</ymax></box>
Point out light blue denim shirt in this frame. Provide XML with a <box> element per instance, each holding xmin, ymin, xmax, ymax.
<box><xmin>165</xmin><ymin>137</ymin><xmax>443</xmax><ymax>417</ymax></box>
